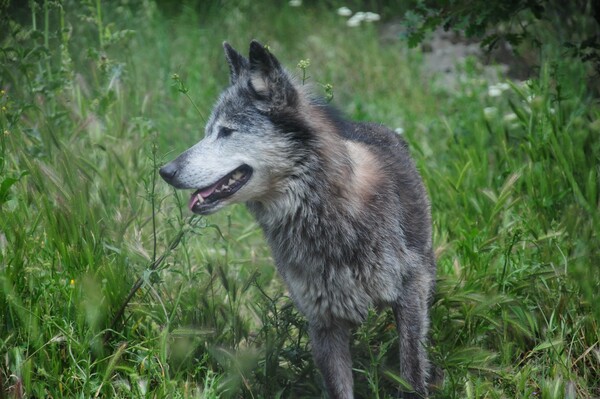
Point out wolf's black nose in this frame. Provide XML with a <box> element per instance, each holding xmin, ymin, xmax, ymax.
<box><xmin>159</xmin><ymin>162</ymin><xmax>178</xmax><ymax>183</ymax></box>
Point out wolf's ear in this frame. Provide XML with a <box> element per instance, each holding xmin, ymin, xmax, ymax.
<box><xmin>248</xmin><ymin>40</ymin><xmax>297</xmax><ymax>108</ymax></box>
<box><xmin>223</xmin><ymin>42</ymin><xmax>249</xmax><ymax>84</ymax></box>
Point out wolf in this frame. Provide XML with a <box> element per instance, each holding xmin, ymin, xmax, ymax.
<box><xmin>159</xmin><ymin>40</ymin><xmax>436</xmax><ymax>399</ymax></box>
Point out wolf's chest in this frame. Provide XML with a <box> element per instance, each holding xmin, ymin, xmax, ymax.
<box><xmin>249</xmin><ymin>199</ymin><xmax>404</xmax><ymax>324</ymax></box>
<box><xmin>279</xmin><ymin>258</ymin><xmax>371</xmax><ymax>326</ymax></box>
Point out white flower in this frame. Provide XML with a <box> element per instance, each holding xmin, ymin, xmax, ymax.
<box><xmin>346</xmin><ymin>18</ymin><xmax>361</xmax><ymax>27</ymax></box>
<box><xmin>395</xmin><ymin>127</ymin><xmax>405</xmax><ymax>135</ymax></box>
<box><xmin>347</xmin><ymin>12</ymin><xmax>368</xmax><ymax>27</ymax></box>
<box><xmin>364</xmin><ymin>12</ymin><xmax>381</xmax><ymax>22</ymax></box>
<box><xmin>289</xmin><ymin>0</ymin><xmax>302</xmax><ymax>6</ymax></box>
<box><xmin>337</xmin><ymin>6</ymin><xmax>352</xmax><ymax>16</ymax></box>
<box><xmin>520</xmin><ymin>79</ymin><xmax>532</xmax><ymax>88</ymax></box>
<box><xmin>488</xmin><ymin>87</ymin><xmax>502</xmax><ymax>97</ymax></box>
<box><xmin>487</xmin><ymin>82</ymin><xmax>510</xmax><ymax>97</ymax></box>
<box><xmin>503</xmin><ymin>112</ymin><xmax>518</xmax><ymax>123</ymax></box>
<box><xmin>346</xmin><ymin>15</ymin><xmax>362</xmax><ymax>27</ymax></box>
<box><xmin>483</xmin><ymin>107</ymin><xmax>497</xmax><ymax>119</ymax></box>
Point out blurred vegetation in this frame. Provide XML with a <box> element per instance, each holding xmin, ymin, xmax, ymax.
<box><xmin>0</xmin><ymin>0</ymin><xmax>598</xmax><ymax>398</ymax></box>
<box><xmin>403</xmin><ymin>0</ymin><xmax>600</xmax><ymax>91</ymax></box>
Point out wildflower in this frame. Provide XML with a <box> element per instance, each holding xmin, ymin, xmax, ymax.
<box><xmin>487</xmin><ymin>82</ymin><xmax>510</xmax><ymax>97</ymax></box>
<box><xmin>347</xmin><ymin>12</ymin><xmax>365</xmax><ymax>27</ymax></box>
<box><xmin>70</xmin><ymin>279</ymin><xmax>75</xmax><ymax>286</ymax></box>
<box><xmin>520</xmin><ymin>79</ymin><xmax>532</xmax><ymax>88</ymax></box>
<box><xmin>323</xmin><ymin>83</ymin><xmax>334</xmax><ymax>102</ymax></box>
<box><xmin>297</xmin><ymin>59</ymin><xmax>310</xmax><ymax>70</ymax></box>
<box><xmin>364</xmin><ymin>12</ymin><xmax>381</xmax><ymax>22</ymax></box>
<box><xmin>346</xmin><ymin>17</ymin><xmax>361</xmax><ymax>27</ymax></box>
<box><xmin>1</xmin><ymin>106</ymin><xmax>6</xmax><ymax>112</ymax></box>
<box><xmin>3</xmin><ymin>130</ymin><xmax>8</xmax><ymax>136</ymax></box>
<box><xmin>337</xmin><ymin>7</ymin><xmax>352</xmax><ymax>16</ymax></box>
<box><xmin>298</xmin><ymin>59</ymin><xmax>311</xmax><ymax>84</ymax></box>
<box><xmin>395</xmin><ymin>127</ymin><xmax>405</xmax><ymax>135</ymax></box>
<box><xmin>488</xmin><ymin>86</ymin><xmax>502</xmax><ymax>97</ymax></box>
<box><xmin>0</xmin><ymin>89</ymin><xmax>5</xmax><ymax>96</ymax></box>
<box><xmin>503</xmin><ymin>112</ymin><xmax>518</xmax><ymax>123</ymax></box>
<box><xmin>483</xmin><ymin>107</ymin><xmax>497</xmax><ymax>119</ymax></box>
<box><xmin>289</xmin><ymin>0</ymin><xmax>302</xmax><ymax>6</ymax></box>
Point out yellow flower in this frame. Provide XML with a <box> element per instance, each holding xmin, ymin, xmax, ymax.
<box><xmin>70</xmin><ymin>279</ymin><xmax>75</xmax><ymax>286</ymax></box>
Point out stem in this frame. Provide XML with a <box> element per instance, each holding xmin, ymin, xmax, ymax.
<box><xmin>43</xmin><ymin>0</ymin><xmax>53</xmax><ymax>84</ymax></box>
<box><xmin>96</xmin><ymin>0</ymin><xmax>104</xmax><ymax>48</ymax></box>
<box><xmin>30</xmin><ymin>0</ymin><xmax>36</xmax><ymax>31</ymax></box>
<box><xmin>183</xmin><ymin>91</ymin><xmax>206</xmax><ymax>123</ymax></box>
<box><xmin>151</xmin><ymin>142</ymin><xmax>157</xmax><ymax>264</ymax></box>
<box><xmin>172</xmin><ymin>73</ymin><xmax>206</xmax><ymax>122</ymax></box>
<box><xmin>103</xmin><ymin>217</ymin><xmax>199</xmax><ymax>343</ymax></box>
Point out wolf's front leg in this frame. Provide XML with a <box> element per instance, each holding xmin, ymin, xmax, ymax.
<box><xmin>309</xmin><ymin>322</ymin><xmax>354</xmax><ymax>399</ymax></box>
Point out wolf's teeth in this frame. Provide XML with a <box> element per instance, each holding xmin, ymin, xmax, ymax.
<box><xmin>228</xmin><ymin>178</ymin><xmax>236</xmax><ymax>185</ymax></box>
<box><xmin>233</xmin><ymin>171</ymin><xmax>243</xmax><ymax>180</ymax></box>
<box><xmin>197</xmin><ymin>194</ymin><xmax>204</xmax><ymax>204</ymax></box>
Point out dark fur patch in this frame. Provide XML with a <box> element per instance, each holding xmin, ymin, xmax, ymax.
<box><xmin>264</xmin><ymin>108</ymin><xmax>315</xmax><ymax>145</ymax></box>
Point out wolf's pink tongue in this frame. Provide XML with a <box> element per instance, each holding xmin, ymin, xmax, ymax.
<box><xmin>198</xmin><ymin>185</ymin><xmax>217</xmax><ymax>198</ymax></box>
<box><xmin>188</xmin><ymin>183</ymin><xmax>220</xmax><ymax>211</ymax></box>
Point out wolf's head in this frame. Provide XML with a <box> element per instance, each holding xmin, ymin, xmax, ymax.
<box><xmin>160</xmin><ymin>41</ymin><xmax>315</xmax><ymax>215</ymax></box>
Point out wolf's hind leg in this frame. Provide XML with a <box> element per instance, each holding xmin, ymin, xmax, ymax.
<box><xmin>392</xmin><ymin>284</ymin><xmax>430</xmax><ymax>398</ymax></box>
<box><xmin>309</xmin><ymin>322</ymin><xmax>354</xmax><ymax>399</ymax></box>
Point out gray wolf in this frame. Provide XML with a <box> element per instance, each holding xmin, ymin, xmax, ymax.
<box><xmin>159</xmin><ymin>40</ymin><xmax>436</xmax><ymax>399</ymax></box>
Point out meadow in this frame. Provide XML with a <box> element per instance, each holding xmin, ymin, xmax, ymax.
<box><xmin>0</xmin><ymin>1</ymin><xmax>598</xmax><ymax>397</ymax></box>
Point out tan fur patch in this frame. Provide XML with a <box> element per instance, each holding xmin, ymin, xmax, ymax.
<box><xmin>345</xmin><ymin>141</ymin><xmax>381</xmax><ymax>211</ymax></box>
<box><xmin>298</xmin><ymin>96</ymin><xmax>381</xmax><ymax>214</ymax></box>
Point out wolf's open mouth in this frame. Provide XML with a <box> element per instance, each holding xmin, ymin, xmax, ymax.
<box><xmin>188</xmin><ymin>164</ymin><xmax>252</xmax><ymax>214</ymax></box>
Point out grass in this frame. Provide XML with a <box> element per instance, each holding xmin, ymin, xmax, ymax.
<box><xmin>1</xmin><ymin>0</ymin><xmax>599</xmax><ymax>397</ymax></box>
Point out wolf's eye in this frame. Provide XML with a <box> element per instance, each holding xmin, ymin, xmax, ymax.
<box><xmin>218</xmin><ymin>126</ymin><xmax>235</xmax><ymax>138</ymax></box>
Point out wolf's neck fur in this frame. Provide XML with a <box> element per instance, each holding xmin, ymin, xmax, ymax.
<box><xmin>246</xmin><ymin>106</ymin><xmax>384</xmax><ymax>273</ymax></box>
<box><xmin>249</xmin><ymin>104</ymin><xmax>374</xmax><ymax>227</ymax></box>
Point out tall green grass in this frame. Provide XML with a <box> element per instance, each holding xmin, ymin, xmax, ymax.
<box><xmin>1</xmin><ymin>1</ymin><xmax>598</xmax><ymax>398</ymax></box>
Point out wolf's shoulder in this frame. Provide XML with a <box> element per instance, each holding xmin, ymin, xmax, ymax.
<box><xmin>318</xmin><ymin>106</ymin><xmax>403</xmax><ymax>146</ymax></box>
<box><xmin>314</xmin><ymin>103</ymin><xmax>409</xmax><ymax>157</ymax></box>
<box><xmin>336</xmin><ymin>120</ymin><xmax>409</xmax><ymax>163</ymax></box>
<box><xmin>343</xmin><ymin>121</ymin><xmax>405</xmax><ymax>146</ymax></box>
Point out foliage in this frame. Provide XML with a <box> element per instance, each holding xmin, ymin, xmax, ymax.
<box><xmin>403</xmin><ymin>0</ymin><xmax>600</xmax><ymax>75</ymax></box>
<box><xmin>0</xmin><ymin>0</ymin><xmax>598</xmax><ymax>398</ymax></box>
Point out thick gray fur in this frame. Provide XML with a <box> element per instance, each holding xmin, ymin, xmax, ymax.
<box><xmin>160</xmin><ymin>40</ymin><xmax>436</xmax><ymax>398</ymax></box>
